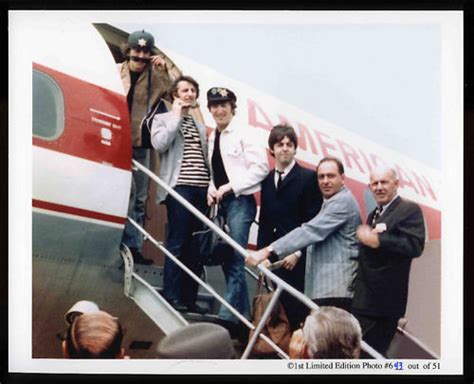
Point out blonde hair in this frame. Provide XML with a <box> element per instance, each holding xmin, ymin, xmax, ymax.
<box><xmin>303</xmin><ymin>306</ymin><xmax>361</xmax><ymax>359</ymax></box>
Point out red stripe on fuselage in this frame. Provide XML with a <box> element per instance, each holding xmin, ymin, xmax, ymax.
<box><xmin>32</xmin><ymin>63</ymin><xmax>131</xmax><ymax>171</ymax></box>
<box><xmin>33</xmin><ymin>199</ymin><xmax>126</xmax><ymax>225</ymax></box>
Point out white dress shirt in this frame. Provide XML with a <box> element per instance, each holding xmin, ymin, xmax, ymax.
<box><xmin>274</xmin><ymin>159</ymin><xmax>296</xmax><ymax>188</ymax></box>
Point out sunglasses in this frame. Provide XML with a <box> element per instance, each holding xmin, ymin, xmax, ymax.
<box><xmin>130</xmin><ymin>56</ymin><xmax>150</xmax><ymax>63</ymax></box>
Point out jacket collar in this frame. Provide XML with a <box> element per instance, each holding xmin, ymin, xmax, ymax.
<box><xmin>275</xmin><ymin>158</ymin><xmax>296</xmax><ymax>175</ymax></box>
<box><xmin>275</xmin><ymin>161</ymin><xmax>300</xmax><ymax>192</ymax></box>
<box><xmin>121</xmin><ymin>60</ymin><xmax>149</xmax><ymax>84</ymax></box>
<box><xmin>370</xmin><ymin>195</ymin><xmax>402</xmax><ymax>224</ymax></box>
<box><xmin>379</xmin><ymin>195</ymin><xmax>401</xmax><ymax>217</ymax></box>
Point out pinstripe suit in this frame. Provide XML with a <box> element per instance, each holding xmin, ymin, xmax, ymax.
<box><xmin>271</xmin><ymin>185</ymin><xmax>362</xmax><ymax>301</ymax></box>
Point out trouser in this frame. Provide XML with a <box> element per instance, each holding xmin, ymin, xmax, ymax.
<box><xmin>162</xmin><ymin>185</ymin><xmax>208</xmax><ymax>305</ymax></box>
<box><xmin>354</xmin><ymin>313</ymin><xmax>399</xmax><ymax>356</ymax></box>
<box><xmin>312</xmin><ymin>297</ymin><xmax>353</xmax><ymax>313</ymax></box>
<box><xmin>121</xmin><ymin>148</ymin><xmax>150</xmax><ymax>251</ymax></box>
<box><xmin>270</xmin><ymin>252</ymin><xmax>307</xmax><ymax>331</ymax></box>
<box><xmin>217</xmin><ymin>194</ymin><xmax>256</xmax><ymax>323</ymax></box>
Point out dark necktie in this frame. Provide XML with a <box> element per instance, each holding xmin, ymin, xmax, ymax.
<box><xmin>371</xmin><ymin>205</ymin><xmax>383</xmax><ymax>227</ymax></box>
<box><xmin>276</xmin><ymin>170</ymin><xmax>284</xmax><ymax>190</ymax></box>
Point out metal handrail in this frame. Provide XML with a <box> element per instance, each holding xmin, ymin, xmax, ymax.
<box><xmin>132</xmin><ymin>159</ymin><xmax>384</xmax><ymax>359</ymax></box>
<box><xmin>128</xmin><ymin>217</ymin><xmax>289</xmax><ymax>358</ymax></box>
<box><xmin>242</xmin><ymin>284</ymin><xmax>284</xmax><ymax>358</ymax></box>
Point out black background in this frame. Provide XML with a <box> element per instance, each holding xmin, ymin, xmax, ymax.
<box><xmin>1</xmin><ymin>1</ymin><xmax>472</xmax><ymax>383</ymax></box>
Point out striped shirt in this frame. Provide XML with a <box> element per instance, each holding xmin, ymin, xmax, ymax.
<box><xmin>176</xmin><ymin>115</ymin><xmax>210</xmax><ymax>187</ymax></box>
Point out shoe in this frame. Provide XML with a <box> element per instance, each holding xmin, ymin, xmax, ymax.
<box><xmin>167</xmin><ymin>299</ymin><xmax>188</xmax><ymax>312</ymax></box>
<box><xmin>185</xmin><ymin>303</ymin><xmax>209</xmax><ymax>315</ymax></box>
<box><xmin>130</xmin><ymin>248</ymin><xmax>153</xmax><ymax>265</ymax></box>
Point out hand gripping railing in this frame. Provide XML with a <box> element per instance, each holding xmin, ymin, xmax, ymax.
<box><xmin>132</xmin><ymin>159</ymin><xmax>384</xmax><ymax>360</ymax></box>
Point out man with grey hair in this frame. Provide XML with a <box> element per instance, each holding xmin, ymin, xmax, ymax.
<box><xmin>289</xmin><ymin>306</ymin><xmax>362</xmax><ymax>359</ymax></box>
<box><xmin>352</xmin><ymin>165</ymin><xmax>426</xmax><ymax>356</ymax></box>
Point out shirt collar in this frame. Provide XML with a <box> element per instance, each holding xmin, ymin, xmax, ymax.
<box><xmin>276</xmin><ymin>159</ymin><xmax>296</xmax><ymax>176</ymax></box>
<box><xmin>380</xmin><ymin>194</ymin><xmax>399</xmax><ymax>212</ymax></box>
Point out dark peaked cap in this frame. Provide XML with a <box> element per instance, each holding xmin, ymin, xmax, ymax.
<box><xmin>156</xmin><ymin>323</ymin><xmax>236</xmax><ymax>359</ymax></box>
<box><xmin>207</xmin><ymin>87</ymin><xmax>237</xmax><ymax>104</ymax></box>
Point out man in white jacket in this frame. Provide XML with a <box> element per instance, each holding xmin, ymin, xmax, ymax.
<box><xmin>206</xmin><ymin>87</ymin><xmax>269</xmax><ymax>340</ymax></box>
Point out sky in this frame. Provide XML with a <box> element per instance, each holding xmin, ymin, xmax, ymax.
<box><xmin>116</xmin><ymin>20</ymin><xmax>442</xmax><ymax>169</ymax></box>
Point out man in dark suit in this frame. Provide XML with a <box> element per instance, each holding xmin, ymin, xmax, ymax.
<box><xmin>257</xmin><ymin>124</ymin><xmax>322</xmax><ymax>330</ymax></box>
<box><xmin>352</xmin><ymin>165</ymin><xmax>426</xmax><ymax>355</ymax></box>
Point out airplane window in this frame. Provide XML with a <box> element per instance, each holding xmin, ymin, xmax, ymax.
<box><xmin>33</xmin><ymin>70</ymin><xmax>64</xmax><ymax>140</ymax></box>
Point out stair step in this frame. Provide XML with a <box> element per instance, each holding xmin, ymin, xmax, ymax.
<box><xmin>183</xmin><ymin>312</ymin><xmax>219</xmax><ymax>322</ymax></box>
<box><xmin>152</xmin><ymin>286</ymin><xmax>218</xmax><ymax>315</ymax></box>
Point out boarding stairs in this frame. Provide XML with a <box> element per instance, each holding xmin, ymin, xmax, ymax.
<box><xmin>120</xmin><ymin>159</ymin><xmax>437</xmax><ymax>359</ymax></box>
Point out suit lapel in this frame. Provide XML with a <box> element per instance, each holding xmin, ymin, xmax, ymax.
<box><xmin>372</xmin><ymin>196</ymin><xmax>402</xmax><ymax>225</ymax></box>
<box><xmin>277</xmin><ymin>162</ymin><xmax>300</xmax><ymax>193</ymax></box>
<box><xmin>265</xmin><ymin>169</ymin><xmax>276</xmax><ymax>192</ymax></box>
<box><xmin>379</xmin><ymin>196</ymin><xmax>402</xmax><ymax>221</ymax></box>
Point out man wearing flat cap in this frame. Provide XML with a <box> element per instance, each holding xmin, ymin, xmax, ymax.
<box><xmin>156</xmin><ymin>323</ymin><xmax>236</xmax><ymax>359</ymax></box>
<box><xmin>206</xmin><ymin>87</ymin><xmax>269</xmax><ymax>340</ymax></box>
<box><xmin>118</xmin><ymin>30</ymin><xmax>173</xmax><ymax>265</ymax></box>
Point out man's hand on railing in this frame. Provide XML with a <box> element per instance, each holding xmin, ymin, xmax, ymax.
<box><xmin>281</xmin><ymin>253</ymin><xmax>300</xmax><ymax>271</ymax></box>
<box><xmin>245</xmin><ymin>247</ymin><xmax>271</xmax><ymax>267</ymax></box>
<box><xmin>261</xmin><ymin>259</ymin><xmax>271</xmax><ymax>268</ymax></box>
<box><xmin>266</xmin><ymin>260</ymin><xmax>284</xmax><ymax>270</ymax></box>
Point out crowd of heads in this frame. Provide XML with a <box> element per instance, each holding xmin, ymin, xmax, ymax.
<box><xmin>62</xmin><ymin>303</ymin><xmax>362</xmax><ymax>360</ymax></box>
